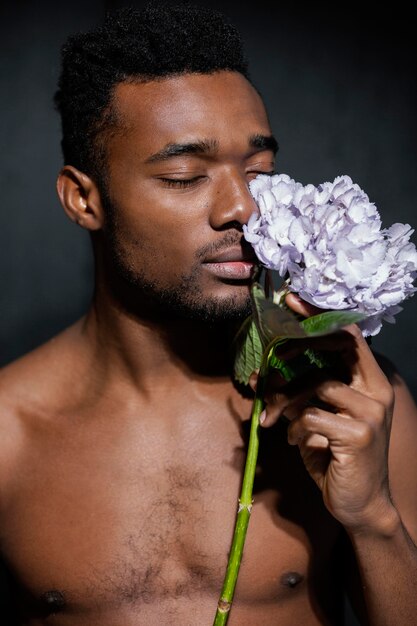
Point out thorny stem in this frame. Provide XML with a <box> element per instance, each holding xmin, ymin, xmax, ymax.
<box><xmin>213</xmin><ymin>344</ymin><xmax>275</xmax><ymax>625</ymax></box>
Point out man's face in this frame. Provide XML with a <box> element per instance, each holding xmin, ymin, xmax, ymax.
<box><xmin>100</xmin><ymin>71</ymin><xmax>277</xmax><ymax>322</ymax></box>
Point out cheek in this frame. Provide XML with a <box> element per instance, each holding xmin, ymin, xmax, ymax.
<box><xmin>111</xmin><ymin>188</ymin><xmax>210</xmax><ymax>262</ymax></box>
<box><xmin>108</xmin><ymin>208</ymin><xmax>202</xmax><ymax>275</ymax></box>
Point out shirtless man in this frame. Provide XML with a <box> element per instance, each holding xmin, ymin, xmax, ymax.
<box><xmin>1</xmin><ymin>4</ymin><xmax>416</xmax><ymax>625</ymax></box>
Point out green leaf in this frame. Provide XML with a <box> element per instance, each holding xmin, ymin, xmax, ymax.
<box><xmin>268</xmin><ymin>350</ymin><xmax>296</xmax><ymax>382</ymax></box>
<box><xmin>250</xmin><ymin>283</ymin><xmax>274</xmax><ymax>345</ymax></box>
<box><xmin>259</xmin><ymin>298</ymin><xmax>308</xmax><ymax>339</ymax></box>
<box><xmin>251</xmin><ymin>282</ymin><xmax>307</xmax><ymax>341</ymax></box>
<box><xmin>233</xmin><ymin>317</ymin><xmax>264</xmax><ymax>385</ymax></box>
<box><xmin>301</xmin><ymin>310</ymin><xmax>367</xmax><ymax>336</ymax></box>
<box><xmin>303</xmin><ymin>347</ymin><xmax>329</xmax><ymax>368</ymax></box>
<box><xmin>234</xmin><ymin>283</ymin><xmax>369</xmax><ymax>386</ymax></box>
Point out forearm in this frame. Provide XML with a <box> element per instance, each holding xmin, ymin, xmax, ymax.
<box><xmin>348</xmin><ymin>507</ymin><xmax>417</xmax><ymax>626</ymax></box>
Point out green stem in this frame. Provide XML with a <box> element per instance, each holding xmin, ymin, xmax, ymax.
<box><xmin>213</xmin><ymin>346</ymin><xmax>274</xmax><ymax>625</ymax></box>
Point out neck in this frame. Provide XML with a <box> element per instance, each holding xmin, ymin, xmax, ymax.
<box><xmin>82</xmin><ymin>279</ymin><xmax>244</xmax><ymax>394</ymax></box>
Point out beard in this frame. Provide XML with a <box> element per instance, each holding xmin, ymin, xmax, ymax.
<box><xmin>112</xmin><ymin>264</ymin><xmax>253</xmax><ymax>323</ymax></box>
<box><xmin>99</xmin><ymin>194</ymin><xmax>253</xmax><ymax>325</ymax></box>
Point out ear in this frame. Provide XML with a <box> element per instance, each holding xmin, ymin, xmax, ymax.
<box><xmin>56</xmin><ymin>165</ymin><xmax>105</xmax><ymax>231</ymax></box>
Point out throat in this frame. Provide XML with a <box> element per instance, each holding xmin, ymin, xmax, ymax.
<box><xmin>158</xmin><ymin>317</ymin><xmax>240</xmax><ymax>377</ymax></box>
<box><xmin>87</xmin><ymin>300</ymin><xmax>241</xmax><ymax>382</ymax></box>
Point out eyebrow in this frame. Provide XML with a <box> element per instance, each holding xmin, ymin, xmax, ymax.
<box><xmin>145</xmin><ymin>133</ymin><xmax>279</xmax><ymax>164</ymax></box>
<box><xmin>145</xmin><ymin>139</ymin><xmax>219</xmax><ymax>164</ymax></box>
<box><xmin>249</xmin><ymin>133</ymin><xmax>279</xmax><ymax>156</ymax></box>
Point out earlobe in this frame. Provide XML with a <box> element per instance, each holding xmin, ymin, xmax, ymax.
<box><xmin>56</xmin><ymin>165</ymin><xmax>104</xmax><ymax>231</ymax></box>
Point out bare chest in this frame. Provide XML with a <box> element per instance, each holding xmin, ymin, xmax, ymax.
<box><xmin>0</xmin><ymin>415</ymin><xmax>343</xmax><ymax>623</ymax></box>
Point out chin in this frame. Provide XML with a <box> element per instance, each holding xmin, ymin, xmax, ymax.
<box><xmin>181</xmin><ymin>292</ymin><xmax>253</xmax><ymax>323</ymax></box>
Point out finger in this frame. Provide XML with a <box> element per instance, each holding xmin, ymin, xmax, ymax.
<box><xmin>261</xmin><ymin>367</ymin><xmax>330</xmax><ymax>428</ymax></box>
<box><xmin>313</xmin><ymin>379</ymin><xmax>390</xmax><ymax>429</ymax></box>
<box><xmin>273</xmin><ymin>331</ymin><xmax>354</xmax><ymax>362</ymax></box>
<box><xmin>284</xmin><ymin>292</ymin><xmax>325</xmax><ymax>318</ymax></box>
<box><xmin>292</xmin><ymin>432</ymin><xmax>331</xmax><ymax>480</ymax></box>
<box><xmin>334</xmin><ymin>324</ymin><xmax>394</xmax><ymax>401</ymax></box>
<box><xmin>287</xmin><ymin>406</ymin><xmax>376</xmax><ymax>449</ymax></box>
<box><xmin>248</xmin><ymin>368</ymin><xmax>288</xmax><ymax>395</ymax></box>
<box><xmin>284</xmin><ymin>293</ymin><xmax>390</xmax><ymax>396</ymax></box>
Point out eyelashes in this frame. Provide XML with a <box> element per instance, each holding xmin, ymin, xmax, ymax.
<box><xmin>158</xmin><ymin>171</ymin><xmax>276</xmax><ymax>189</ymax></box>
<box><xmin>159</xmin><ymin>177</ymin><xmax>203</xmax><ymax>188</ymax></box>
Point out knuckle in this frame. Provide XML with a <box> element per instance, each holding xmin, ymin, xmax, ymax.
<box><xmin>355</xmin><ymin>421</ymin><xmax>375</xmax><ymax>447</ymax></box>
<box><xmin>369</xmin><ymin>400</ymin><xmax>388</xmax><ymax>426</ymax></box>
<box><xmin>316</xmin><ymin>379</ymin><xmax>341</xmax><ymax>398</ymax></box>
<box><xmin>379</xmin><ymin>383</ymin><xmax>395</xmax><ymax>409</ymax></box>
<box><xmin>369</xmin><ymin>381</ymin><xmax>394</xmax><ymax>412</ymax></box>
<box><xmin>301</xmin><ymin>406</ymin><xmax>321</xmax><ymax>426</ymax></box>
<box><xmin>316</xmin><ymin>379</ymin><xmax>332</xmax><ymax>395</ymax></box>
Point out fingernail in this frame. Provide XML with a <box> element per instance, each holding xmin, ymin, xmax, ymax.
<box><xmin>259</xmin><ymin>410</ymin><xmax>266</xmax><ymax>425</ymax></box>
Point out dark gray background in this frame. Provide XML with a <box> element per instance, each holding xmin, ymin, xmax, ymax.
<box><xmin>0</xmin><ymin>2</ymin><xmax>415</xmax><ymax>624</ymax></box>
<box><xmin>1</xmin><ymin>1</ymin><xmax>416</xmax><ymax>399</ymax></box>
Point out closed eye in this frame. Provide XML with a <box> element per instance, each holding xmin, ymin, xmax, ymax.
<box><xmin>158</xmin><ymin>177</ymin><xmax>204</xmax><ymax>188</ymax></box>
<box><xmin>247</xmin><ymin>169</ymin><xmax>276</xmax><ymax>179</ymax></box>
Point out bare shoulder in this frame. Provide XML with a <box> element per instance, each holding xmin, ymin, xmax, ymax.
<box><xmin>0</xmin><ymin>318</ymin><xmax>87</xmax><ymax>406</ymax></box>
<box><xmin>0</xmin><ymin>319</ymin><xmax>87</xmax><ymax>501</ymax></box>
<box><xmin>373</xmin><ymin>350</ymin><xmax>417</xmax><ymax>542</ymax></box>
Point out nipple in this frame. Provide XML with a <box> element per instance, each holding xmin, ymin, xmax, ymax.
<box><xmin>41</xmin><ymin>589</ymin><xmax>66</xmax><ymax>612</ymax></box>
<box><xmin>280</xmin><ymin>571</ymin><xmax>304</xmax><ymax>588</ymax></box>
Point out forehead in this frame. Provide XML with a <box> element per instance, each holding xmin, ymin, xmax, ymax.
<box><xmin>110</xmin><ymin>71</ymin><xmax>271</xmax><ymax>156</ymax></box>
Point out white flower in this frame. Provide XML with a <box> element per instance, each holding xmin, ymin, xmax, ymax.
<box><xmin>244</xmin><ymin>173</ymin><xmax>417</xmax><ymax>336</ymax></box>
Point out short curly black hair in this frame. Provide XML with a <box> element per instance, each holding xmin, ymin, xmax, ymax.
<box><xmin>54</xmin><ymin>3</ymin><xmax>250</xmax><ymax>188</ymax></box>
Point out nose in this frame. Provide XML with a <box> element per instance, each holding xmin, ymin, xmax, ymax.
<box><xmin>209</xmin><ymin>170</ymin><xmax>259</xmax><ymax>230</ymax></box>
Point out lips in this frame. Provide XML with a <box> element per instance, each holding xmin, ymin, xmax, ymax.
<box><xmin>203</xmin><ymin>247</ymin><xmax>258</xmax><ymax>264</ymax></box>
<box><xmin>203</xmin><ymin>247</ymin><xmax>258</xmax><ymax>280</ymax></box>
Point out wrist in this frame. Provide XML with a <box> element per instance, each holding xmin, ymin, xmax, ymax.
<box><xmin>347</xmin><ymin>500</ymin><xmax>401</xmax><ymax>540</ymax></box>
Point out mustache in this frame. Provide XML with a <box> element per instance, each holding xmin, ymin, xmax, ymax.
<box><xmin>196</xmin><ymin>231</ymin><xmax>253</xmax><ymax>261</ymax></box>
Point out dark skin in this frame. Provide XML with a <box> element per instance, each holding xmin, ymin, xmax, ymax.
<box><xmin>0</xmin><ymin>71</ymin><xmax>417</xmax><ymax>625</ymax></box>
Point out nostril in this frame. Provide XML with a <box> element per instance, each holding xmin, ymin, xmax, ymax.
<box><xmin>215</xmin><ymin>220</ymin><xmax>244</xmax><ymax>232</ymax></box>
<box><xmin>227</xmin><ymin>221</ymin><xmax>243</xmax><ymax>230</ymax></box>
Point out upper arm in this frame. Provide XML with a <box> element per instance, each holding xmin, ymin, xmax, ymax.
<box><xmin>0</xmin><ymin>402</ymin><xmax>24</xmax><ymax>508</ymax></box>
<box><xmin>387</xmin><ymin>369</ymin><xmax>417</xmax><ymax>545</ymax></box>
<box><xmin>342</xmin><ymin>353</ymin><xmax>417</xmax><ymax>624</ymax></box>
